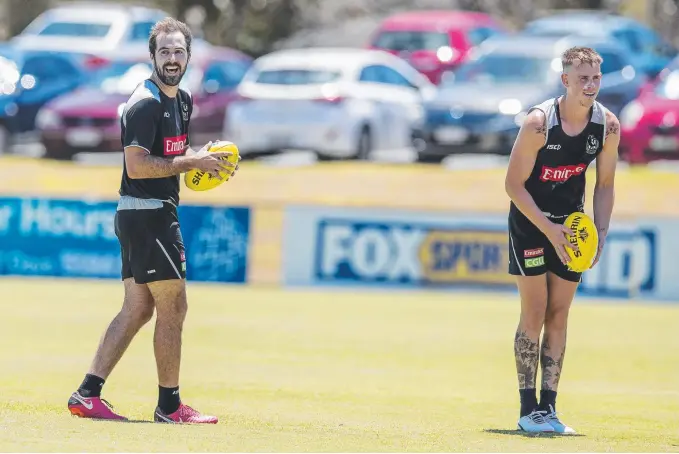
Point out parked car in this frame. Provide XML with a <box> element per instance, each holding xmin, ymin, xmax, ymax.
<box><xmin>11</xmin><ymin>2</ymin><xmax>168</xmax><ymax>62</ymax></box>
<box><xmin>523</xmin><ymin>10</ymin><xmax>677</xmax><ymax>79</ymax></box>
<box><xmin>0</xmin><ymin>45</ymin><xmax>94</xmax><ymax>153</ymax></box>
<box><xmin>225</xmin><ymin>47</ymin><xmax>435</xmax><ymax>160</ymax></box>
<box><xmin>419</xmin><ymin>35</ymin><xmax>644</xmax><ymax>162</ymax></box>
<box><xmin>620</xmin><ymin>55</ymin><xmax>679</xmax><ymax>163</ymax></box>
<box><xmin>36</xmin><ymin>45</ymin><xmax>252</xmax><ymax>160</ymax></box>
<box><xmin>367</xmin><ymin>10</ymin><xmax>507</xmax><ymax>84</ymax></box>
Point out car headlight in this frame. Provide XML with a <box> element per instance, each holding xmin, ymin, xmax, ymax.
<box><xmin>35</xmin><ymin>109</ymin><xmax>61</xmax><ymax>130</ymax></box>
<box><xmin>499</xmin><ymin>98</ymin><xmax>522</xmax><ymax>115</ymax></box>
<box><xmin>620</xmin><ymin>101</ymin><xmax>644</xmax><ymax>129</ymax></box>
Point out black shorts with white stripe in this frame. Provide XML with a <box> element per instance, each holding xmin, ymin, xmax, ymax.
<box><xmin>114</xmin><ymin>197</ymin><xmax>186</xmax><ymax>284</ymax></box>
<box><xmin>507</xmin><ymin>210</ymin><xmax>581</xmax><ymax>283</ymax></box>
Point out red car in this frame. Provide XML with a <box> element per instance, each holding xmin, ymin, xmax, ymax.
<box><xmin>37</xmin><ymin>44</ymin><xmax>252</xmax><ymax>160</ymax></box>
<box><xmin>620</xmin><ymin>57</ymin><xmax>679</xmax><ymax>163</ymax></box>
<box><xmin>367</xmin><ymin>10</ymin><xmax>507</xmax><ymax>85</ymax></box>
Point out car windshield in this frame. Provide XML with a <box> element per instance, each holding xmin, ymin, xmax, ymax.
<box><xmin>89</xmin><ymin>61</ymin><xmax>196</xmax><ymax>94</ymax></box>
<box><xmin>655</xmin><ymin>70</ymin><xmax>679</xmax><ymax>99</ymax></box>
<box><xmin>35</xmin><ymin>21</ymin><xmax>111</xmax><ymax>37</ymax></box>
<box><xmin>373</xmin><ymin>30</ymin><xmax>449</xmax><ymax>51</ymax></box>
<box><xmin>445</xmin><ymin>53</ymin><xmax>557</xmax><ymax>85</ymax></box>
<box><xmin>254</xmin><ymin>69</ymin><xmax>341</xmax><ymax>85</ymax></box>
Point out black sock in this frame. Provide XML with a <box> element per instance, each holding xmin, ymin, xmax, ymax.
<box><xmin>78</xmin><ymin>374</ymin><xmax>105</xmax><ymax>398</ymax></box>
<box><xmin>158</xmin><ymin>386</ymin><xmax>181</xmax><ymax>414</ymax></box>
<box><xmin>538</xmin><ymin>389</ymin><xmax>557</xmax><ymax>412</ymax></box>
<box><xmin>519</xmin><ymin>388</ymin><xmax>538</xmax><ymax>417</ymax></box>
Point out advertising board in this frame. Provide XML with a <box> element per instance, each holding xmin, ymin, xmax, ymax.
<box><xmin>283</xmin><ymin>205</ymin><xmax>678</xmax><ymax>300</ymax></box>
<box><xmin>0</xmin><ymin>197</ymin><xmax>250</xmax><ymax>283</ymax></box>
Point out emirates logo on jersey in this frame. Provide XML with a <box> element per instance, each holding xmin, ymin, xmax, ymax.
<box><xmin>164</xmin><ymin>134</ymin><xmax>187</xmax><ymax>156</ymax></box>
<box><xmin>540</xmin><ymin>164</ymin><xmax>586</xmax><ymax>182</ymax></box>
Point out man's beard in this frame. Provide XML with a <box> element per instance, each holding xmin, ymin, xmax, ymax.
<box><xmin>154</xmin><ymin>60</ymin><xmax>185</xmax><ymax>86</ymax></box>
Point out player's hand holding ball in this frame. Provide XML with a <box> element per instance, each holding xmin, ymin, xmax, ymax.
<box><xmin>562</xmin><ymin>212</ymin><xmax>599</xmax><ymax>272</ymax></box>
<box><xmin>185</xmin><ymin>140</ymin><xmax>241</xmax><ymax>191</ymax></box>
<box><xmin>543</xmin><ymin>221</ymin><xmax>579</xmax><ymax>266</ymax></box>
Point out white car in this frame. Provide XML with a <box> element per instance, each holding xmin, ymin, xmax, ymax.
<box><xmin>11</xmin><ymin>3</ymin><xmax>168</xmax><ymax>57</ymax></box>
<box><xmin>224</xmin><ymin>47</ymin><xmax>434</xmax><ymax>159</ymax></box>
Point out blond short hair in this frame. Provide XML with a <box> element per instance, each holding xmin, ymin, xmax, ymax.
<box><xmin>561</xmin><ymin>46</ymin><xmax>603</xmax><ymax>72</ymax></box>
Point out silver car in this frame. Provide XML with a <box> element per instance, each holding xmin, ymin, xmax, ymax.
<box><xmin>11</xmin><ymin>3</ymin><xmax>169</xmax><ymax>57</ymax></box>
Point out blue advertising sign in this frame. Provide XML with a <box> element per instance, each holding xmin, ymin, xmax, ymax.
<box><xmin>284</xmin><ymin>205</ymin><xmax>677</xmax><ymax>300</ymax></box>
<box><xmin>0</xmin><ymin>197</ymin><xmax>249</xmax><ymax>283</ymax></box>
<box><xmin>313</xmin><ymin>219</ymin><xmax>514</xmax><ymax>287</ymax></box>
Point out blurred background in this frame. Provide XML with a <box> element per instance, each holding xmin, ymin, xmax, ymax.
<box><xmin>2</xmin><ymin>0</ymin><xmax>679</xmax><ymax>165</ymax></box>
<box><xmin>0</xmin><ymin>0</ymin><xmax>677</xmax><ymax>301</ymax></box>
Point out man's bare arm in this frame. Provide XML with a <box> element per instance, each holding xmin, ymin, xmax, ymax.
<box><xmin>125</xmin><ymin>147</ymin><xmax>196</xmax><ymax>179</ymax></box>
<box><xmin>505</xmin><ymin>109</ymin><xmax>553</xmax><ymax>234</ymax></box>
<box><xmin>594</xmin><ymin>112</ymin><xmax>620</xmax><ymax>239</ymax></box>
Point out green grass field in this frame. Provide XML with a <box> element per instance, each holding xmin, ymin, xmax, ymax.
<box><xmin>0</xmin><ymin>277</ymin><xmax>677</xmax><ymax>452</ymax></box>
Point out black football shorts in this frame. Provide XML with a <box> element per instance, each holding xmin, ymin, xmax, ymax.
<box><xmin>114</xmin><ymin>198</ymin><xmax>186</xmax><ymax>284</ymax></box>
<box><xmin>507</xmin><ymin>211</ymin><xmax>581</xmax><ymax>283</ymax></box>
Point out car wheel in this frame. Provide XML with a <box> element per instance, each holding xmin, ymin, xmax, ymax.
<box><xmin>356</xmin><ymin>126</ymin><xmax>371</xmax><ymax>160</ymax></box>
<box><xmin>43</xmin><ymin>145</ymin><xmax>76</xmax><ymax>161</ymax></box>
<box><xmin>0</xmin><ymin>124</ymin><xmax>9</xmax><ymax>155</ymax></box>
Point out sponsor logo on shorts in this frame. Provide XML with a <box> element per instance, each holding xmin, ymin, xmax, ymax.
<box><xmin>181</xmin><ymin>262</ymin><xmax>186</xmax><ymax>272</ymax></box>
<box><xmin>525</xmin><ymin>256</ymin><xmax>545</xmax><ymax>268</ymax></box>
<box><xmin>524</xmin><ymin>248</ymin><xmax>544</xmax><ymax>258</ymax></box>
<box><xmin>164</xmin><ymin>134</ymin><xmax>187</xmax><ymax>156</ymax></box>
<box><xmin>180</xmin><ymin>250</ymin><xmax>185</xmax><ymax>262</ymax></box>
<box><xmin>540</xmin><ymin>163</ymin><xmax>586</xmax><ymax>182</ymax></box>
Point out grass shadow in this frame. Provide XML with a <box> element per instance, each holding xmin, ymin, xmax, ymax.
<box><xmin>90</xmin><ymin>419</ymin><xmax>155</xmax><ymax>424</ymax></box>
<box><xmin>484</xmin><ymin>428</ymin><xmax>586</xmax><ymax>438</ymax></box>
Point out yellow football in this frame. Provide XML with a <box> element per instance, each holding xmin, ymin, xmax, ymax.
<box><xmin>184</xmin><ymin>141</ymin><xmax>239</xmax><ymax>192</ymax></box>
<box><xmin>563</xmin><ymin>211</ymin><xmax>599</xmax><ymax>273</ymax></box>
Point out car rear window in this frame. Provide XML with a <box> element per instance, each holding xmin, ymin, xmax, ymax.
<box><xmin>37</xmin><ymin>22</ymin><xmax>111</xmax><ymax>38</ymax></box>
<box><xmin>255</xmin><ymin>69</ymin><xmax>341</xmax><ymax>85</ymax></box>
<box><xmin>373</xmin><ymin>31</ymin><xmax>449</xmax><ymax>51</ymax></box>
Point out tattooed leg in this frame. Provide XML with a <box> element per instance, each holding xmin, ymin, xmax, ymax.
<box><xmin>513</xmin><ymin>276</ymin><xmax>548</xmax><ymax>418</ymax></box>
<box><xmin>515</xmin><ymin>329</ymin><xmax>540</xmax><ymax>389</ymax></box>
<box><xmin>538</xmin><ymin>272</ymin><xmax>579</xmax><ymax>412</ymax></box>
<box><xmin>540</xmin><ymin>330</ymin><xmax>566</xmax><ymax>392</ymax></box>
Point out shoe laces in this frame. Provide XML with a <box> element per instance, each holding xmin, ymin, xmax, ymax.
<box><xmin>526</xmin><ymin>410</ymin><xmax>548</xmax><ymax>425</ymax></box>
<box><xmin>100</xmin><ymin>398</ymin><xmax>116</xmax><ymax>411</ymax></box>
<box><xmin>179</xmin><ymin>404</ymin><xmax>199</xmax><ymax>417</ymax></box>
<box><xmin>543</xmin><ymin>405</ymin><xmax>563</xmax><ymax>422</ymax></box>
<box><xmin>542</xmin><ymin>404</ymin><xmax>565</xmax><ymax>425</ymax></box>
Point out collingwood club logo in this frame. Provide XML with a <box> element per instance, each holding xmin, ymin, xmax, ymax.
<box><xmin>586</xmin><ymin>134</ymin><xmax>599</xmax><ymax>154</ymax></box>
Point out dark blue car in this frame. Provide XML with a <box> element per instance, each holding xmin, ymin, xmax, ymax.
<box><xmin>0</xmin><ymin>44</ymin><xmax>92</xmax><ymax>152</ymax></box>
<box><xmin>523</xmin><ymin>11</ymin><xmax>677</xmax><ymax>79</ymax></box>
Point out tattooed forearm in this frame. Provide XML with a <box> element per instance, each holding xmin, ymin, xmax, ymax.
<box><xmin>541</xmin><ymin>337</ymin><xmax>566</xmax><ymax>391</ymax></box>
<box><xmin>515</xmin><ymin>330</ymin><xmax>540</xmax><ymax>389</ymax></box>
<box><xmin>128</xmin><ymin>153</ymin><xmax>195</xmax><ymax>179</ymax></box>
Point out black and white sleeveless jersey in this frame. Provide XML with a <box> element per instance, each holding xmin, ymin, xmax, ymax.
<box><xmin>511</xmin><ymin>96</ymin><xmax>607</xmax><ymax>220</ymax></box>
<box><xmin>118</xmin><ymin>79</ymin><xmax>193</xmax><ymax>205</ymax></box>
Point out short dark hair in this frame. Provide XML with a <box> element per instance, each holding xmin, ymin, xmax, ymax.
<box><xmin>148</xmin><ymin>17</ymin><xmax>193</xmax><ymax>57</ymax></box>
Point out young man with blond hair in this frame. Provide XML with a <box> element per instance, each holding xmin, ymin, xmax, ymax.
<box><xmin>504</xmin><ymin>46</ymin><xmax>619</xmax><ymax>433</ymax></box>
